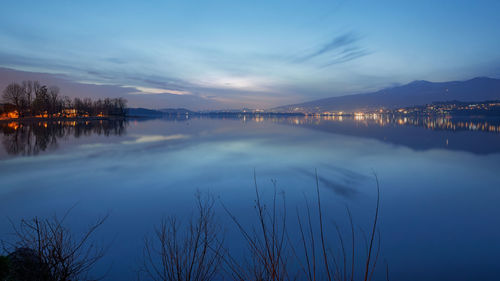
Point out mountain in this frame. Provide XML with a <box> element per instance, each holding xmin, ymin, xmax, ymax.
<box><xmin>274</xmin><ymin>77</ymin><xmax>500</xmax><ymax>113</ymax></box>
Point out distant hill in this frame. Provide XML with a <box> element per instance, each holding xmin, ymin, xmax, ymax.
<box><xmin>274</xmin><ymin>77</ymin><xmax>500</xmax><ymax>113</ymax></box>
<box><xmin>126</xmin><ymin>108</ymin><xmax>195</xmax><ymax>117</ymax></box>
<box><xmin>126</xmin><ymin>108</ymin><xmax>165</xmax><ymax>117</ymax></box>
<box><xmin>159</xmin><ymin>108</ymin><xmax>194</xmax><ymax>115</ymax></box>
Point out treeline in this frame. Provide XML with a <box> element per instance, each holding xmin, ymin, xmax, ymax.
<box><xmin>1</xmin><ymin>80</ymin><xmax>127</xmax><ymax>118</ymax></box>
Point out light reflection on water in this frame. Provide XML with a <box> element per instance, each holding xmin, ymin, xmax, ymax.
<box><xmin>2</xmin><ymin>115</ymin><xmax>500</xmax><ymax>157</ymax></box>
<box><xmin>0</xmin><ymin>116</ymin><xmax>499</xmax><ymax>281</ymax></box>
<box><xmin>0</xmin><ymin>119</ymin><xmax>127</xmax><ymax>157</ymax></box>
<box><xmin>300</xmin><ymin>114</ymin><xmax>500</xmax><ymax>133</ymax></box>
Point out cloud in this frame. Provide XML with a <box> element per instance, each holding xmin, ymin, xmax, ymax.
<box><xmin>0</xmin><ymin>67</ymin><xmax>229</xmax><ymax>110</ymax></box>
<box><xmin>0</xmin><ymin>28</ymin><xmax>371</xmax><ymax>108</ymax></box>
<box><xmin>304</xmin><ymin>33</ymin><xmax>358</xmax><ymax>60</ymax></box>
<box><xmin>128</xmin><ymin>86</ymin><xmax>190</xmax><ymax>95</ymax></box>
<box><xmin>294</xmin><ymin>32</ymin><xmax>369</xmax><ymax>67</ymax></box>
<box><xmin>0</xmin><ymin>50</ymin><xmax>196</xmax><ymax>97</ymax></box>
<box><xmin>320</xmin><ymin>48</ymin><xmax>371</xmax><ymax>68</ymax></box>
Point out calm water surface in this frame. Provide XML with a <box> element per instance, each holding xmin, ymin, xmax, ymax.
<box><xmin>1</xmin><ymin>116</ymin><xmax>499</xmax><ymax>280</ymax></box>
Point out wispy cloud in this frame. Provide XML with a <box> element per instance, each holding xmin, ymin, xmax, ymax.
<box><xmin>293</xmin><ymin>32</ymin><xmax>369</xmax><ymax>67</ymax></box>
<box><xmin>320</xmin><ymin>48</ymin><xmax>371</xmax><ymax>68</ymax></box>
<box><xmin>128</xmin><ymin>86</ymin><xmax>191</xmax><ymax>95</ymax></box>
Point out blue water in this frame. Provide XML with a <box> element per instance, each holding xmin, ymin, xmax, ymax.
<box><xmin>1</xmin><ymin>116</ymin><xmax>499</xmax><ymax>280</ymax></box>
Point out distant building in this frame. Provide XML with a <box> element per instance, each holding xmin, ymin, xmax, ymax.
<box><xmin>0</xmin><ymin>103</ymin><xmax>18</xmax><ymax>119</ymax></box>
<box><xmin>64</xmin><ymin>109</ymin><xmax>77</xmax><ymax>118</ymax></box>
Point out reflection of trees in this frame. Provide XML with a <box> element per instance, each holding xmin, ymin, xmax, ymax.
<box><xmin>1</xmin><ymin>119</ymin><xmax>127</xmax><ymax>156</ymax></box>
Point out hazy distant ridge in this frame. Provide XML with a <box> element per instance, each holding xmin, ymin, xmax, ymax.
<box><xmin>274</xmin><ymin>77</ymin><xmax>500</xmax><ymax>113</ymax></box>
<box><xmin>126</xmin><ymin>108</ymin><xmax>193</xmax><ymax>117</ymax></box>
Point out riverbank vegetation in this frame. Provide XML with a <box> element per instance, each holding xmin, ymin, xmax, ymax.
<box><xmin>1</xmin><ymin>212</ymin><xmax>108</xmax><ymax>281</ymax></box>
<box><xmin>1</xmin><ymin>176</ymin><xmax>385</xmax><ymax>281</ymax></box>
<box><xmin>1</xmin><ymin>81</ymin><xmax>127</xmax><ymax>120</ymax></box>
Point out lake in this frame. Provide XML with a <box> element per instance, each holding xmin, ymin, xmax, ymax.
<box><xmin>1</xmin><ymin>115</ymin><xmax>500</xmax><ymax>281</ymax></box>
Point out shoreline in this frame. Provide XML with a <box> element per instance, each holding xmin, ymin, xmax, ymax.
<box><xmin>0</xmin><ymin>116</ymin><xmax>126</xmax><ymax>124</ymax></box>
<box><xmin>2</xmin><ymin>112</ymin><xmax>499</xmax><ymax>124</ymax></box>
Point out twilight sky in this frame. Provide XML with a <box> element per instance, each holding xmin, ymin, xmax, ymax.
<box><xmin>1</xmin><ymin>0</ymin><xmax>500</xmax><ymax>109</ymax></box>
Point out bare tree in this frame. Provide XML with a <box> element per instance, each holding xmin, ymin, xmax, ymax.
<box><xmin>222</xmin><ymin>175</ymin><xmax>291</xmax><ymax>281</ymax></box>
<box><xmin>293</xmin><ymin>172</ymin><xmax>382</xmax><ymax>281</ymax></box>
<box><xmin>33</xmin><ymin>81</ymin><xmax>42</xmax><ymax>97</ymax></box>
<box><xmin>4</xmin><ymin>211</ymin><xmax>109</xmax><ymax>281</ymax></box>
<box><xmin>2</xmin><ymin>82</ymin><xmax>26</xmax><ymax>115</ymax></box>
<box><xmin>116</xmin><ymin>98</ymin><xmax>127</xmax><ymax>116</ymax></box>
<box><xmin>63</xmin><ymin>96</ymin><xmax>72</xmax><ymax>108</ymax></box>
<box><xmin>32</xmin><ymin>85</ymin><xmax>49</xmax><ymax>116</ymax></box>
<box><xmin>141</xmin><ymin>193</ymin><xmax>224</xmax><ymax>281</ymax></box>
<box><xmin>48</xmin><ymin>86</ymin><xmax>61</xmax><ymax>116</ymax></box>
<box><xmin>22</xmin><ymin>80</ymin><xmax>34</xmax><ymax>110</ymax></box>
<box><xmin>223</xmin><ymin>172</ymin><xmax>384</xmax><ymax>281</ymax></box>
<box><xmin>3</xmin><ymin>80</ymin><xmax>127</xmax><ymax>118</ymax></box>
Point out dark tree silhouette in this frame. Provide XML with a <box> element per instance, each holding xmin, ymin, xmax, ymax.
<box><xmin>2</xmin><ymin>80</ymin><xmax>127</xmax><ymax>118</ymax></box>
<box><xmin>3</xmin><ymin>211</ymin><xmax>108</xmax><ymax>281</ymax></box>
<box><xmin>141</xmin><ymin>193</ymin><xmax>225</xmax><ymax>281</ymax></box>
<box><xmin>2</xmin><ymin>83</ymin><xmax>26</xmax><ymax>116</ymax></box>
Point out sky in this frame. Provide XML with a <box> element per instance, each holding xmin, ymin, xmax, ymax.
<box><xmin>1</xmin><ymin>0</ymin><xmax>500</xmax><ymax>110</ymax></box>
